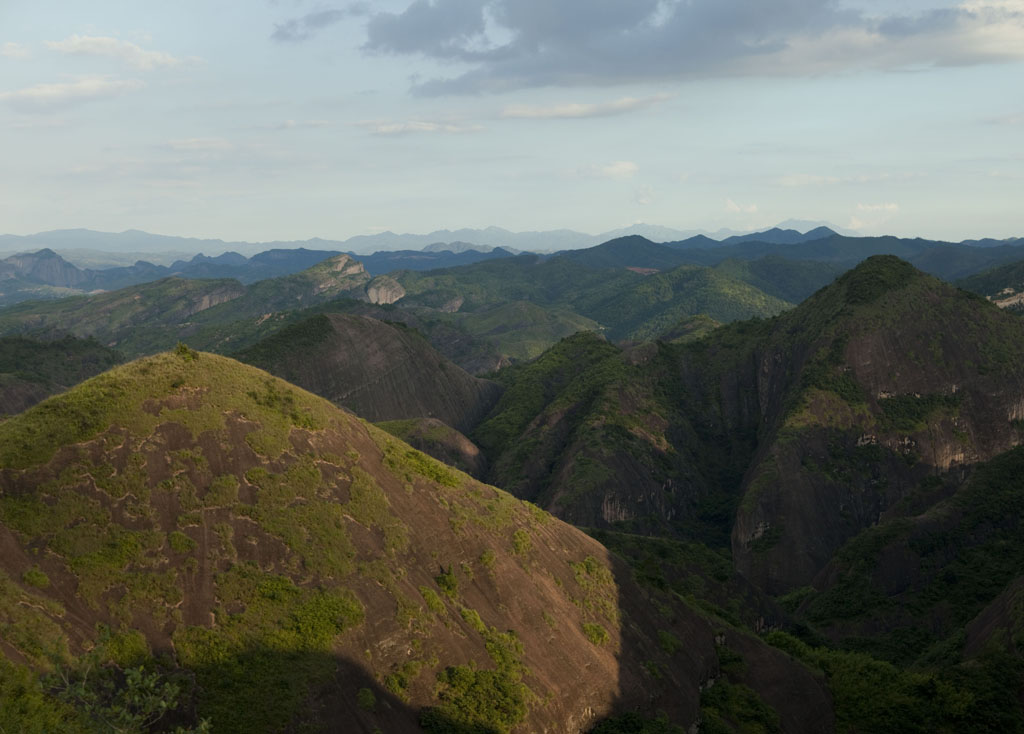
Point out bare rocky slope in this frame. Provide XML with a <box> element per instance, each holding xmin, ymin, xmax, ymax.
<box><xmin>0</xmin><ymin>350</ymin><xmax>833</xmax><ymax>733</ymax></box>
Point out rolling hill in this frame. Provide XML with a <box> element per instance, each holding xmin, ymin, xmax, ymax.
<box><xmin>0</xmin><ymin>349</ymin><xmax>834</xmax><ymax>733</ymax></box>
<box><xmin>0</xmin><ymin>335</ymin><xmax>121</xmax><ymax>417</ymax></box>
<box><xmin>232</xmin><ymin>313</ymin><xmax>503</xmax><ymax>433</ymax></box>
<box><xmin>0</xmin><ymin>254</ymin><xmax>372</xmax><ymax>356</ymax></box>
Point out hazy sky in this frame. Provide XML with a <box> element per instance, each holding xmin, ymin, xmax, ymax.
<box><xmin>2</xmin><ymin>0</ymin><xmax>1022</xmax><ymax>242</ymax></box>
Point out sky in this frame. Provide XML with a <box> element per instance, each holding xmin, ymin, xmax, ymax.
<box><xmin>1</xmin><ymin>0</ymin><xmax>1023</xmax><ymax>243</ymax></box>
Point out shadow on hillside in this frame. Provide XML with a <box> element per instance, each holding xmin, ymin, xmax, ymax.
<box><xmin>590</xmin><ymin>536</ymin><xmax>836</xmax><ymax>734</ymax></box>
<box><xmin>176</xmin><ymin>581</ymin><xmax>710</xmax><ymax>734</ymax></box>
<box><xmin>183</xmin><ymin>646</ymin><xmax>506</xmax><ymax>734</ymax></box>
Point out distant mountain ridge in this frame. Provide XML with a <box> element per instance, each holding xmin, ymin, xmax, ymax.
<box><xmin>1</xmin><ymin>221</ymin><xmax>858</xmax><ymax>260</ymax></box>
<box><xmin>0</xmin><ymin>245</ymin><xmax>523</xmax><ymax>307</ymax></box>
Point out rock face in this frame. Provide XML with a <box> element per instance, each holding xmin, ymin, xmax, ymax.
<box><xmin>234</xmin><ymin>313</ymin><xmax>504</xmax><ymax>433</ymax></box>
<box><xmin>0</xmin><ymin>277</ymin><xmax>247</xmax><ymax>350</ymax></box>
<box><xmin>0</xmin><ymin>352</ymin><xmax>834</xmax><ymax>733</ymax></box>
<box><xmin>730</xmin><ymin>258</ymin><xmax>1024</xmax><ymax>593</ymax></box>
<box><xmin>475</xmin><ymin>258</ymin><xmax>1024</xmax><ymax>595</ymax></box>
<box><xmin>303</xmin><ymin>253</ymin><xmax>369</xmax><ymax>295</ymax></box>
<box><xmin>364</xmin><ymin>274</ymin><xmax>406</xmax><ymax>305</ymax></box>
<box><xmin>2</xmin><ymin>248</ymin><xmax>90</xmax><ymax>288</ymax></box>
<box><xmin>0</xmin><ymin>255</ymin><xmax>375</xmax><ymax>357</ymax></box>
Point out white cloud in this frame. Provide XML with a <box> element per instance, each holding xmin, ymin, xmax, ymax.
<box><xmin>1</xmin><ymin>42</ymin><xmax>30</xmax><ymax>59</ymax></box>
<box><xmin>726</xmin><ymin>198</ymin><xmax>758</xmax><ymax>213</ymax></box>
<box><xmin>0</xmin><ymin>76</ymin><xmax>143</xmax><ymax>111</ymax></box>
<box><xmin>857</xmin><ymin>202</ymin><xmax>899</xmax><ymax>212</ymax></box>
<box><xmin>579</xmin><ymin>161</ymin><xmax>639</xmax><ymax>180</ymax></box>
<box><xmin>354</xmin><ymin>119</ymin><xmax>484</xmax><ymax>135</ymax></box>
<box><xmin>46</xmin><ymin>35</ymin><xmax>187</xmax><ymax>70</ymax></box>
<box><xmin>634</xmin><ymin>185</ymin><xmax>654</xmax><ymax>205</ymax></box>
<box><xmin>849</xmin><ymin>202</ymin><xmax>900</xmax><ymax>230</ymax></box>
<box><xmin>500</xmin><ymin>93</ymin><xmax>672</xmax><ymax>119</ymax></box>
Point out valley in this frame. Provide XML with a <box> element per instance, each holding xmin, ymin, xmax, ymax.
<box><xmin>2</xmin><ymin>228</ymin><xmax>1024</xmax><ymax>732</ymax></box>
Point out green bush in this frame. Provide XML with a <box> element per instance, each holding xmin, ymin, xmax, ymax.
<box><xmin>583</xmin><ymin>623</ymin><xmax>610</xmax><ymax>645</ymax></box>
<box><xmin>21</xmin><ymin>567</ymin><xmax>49</xmax><ymax>589</ymax></box>
<box><xmin>421</xmin><ymin>665</ymin><xmax>528</xmax><ymax>734</ymax></box>
<box><xmin>511</xmin><ymin>529</ymin><xmax>531</xmax><ymax>555</ymax></box>
<box><xmin>436</xmin><ymin>566</ymin><xmax>459</xmax><ymax>600</ymax></box>
<box><xmin>168</xmin><ymin>531</ymin><xmax>196</xmax><ymax>554</ymax></box>
<box><xmin>356</xmin><ymin>687</ymin><xmax>376</xmax><ymax>712</ymax></box>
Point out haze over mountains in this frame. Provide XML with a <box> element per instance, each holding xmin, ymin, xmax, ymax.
<box><xmin>4</xmin><ymin>223</ymin><xmax>1024</xmax><ymax>732</ymax></box>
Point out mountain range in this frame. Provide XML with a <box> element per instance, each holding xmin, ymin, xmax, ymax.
<box><xmin>4</xmin><ymin>226</ymin><xmax>1024</xmax><ymax>731</ymax></box>
<box><xmin>0</xmin><ymin>221</ymin><xmax>862</xmax><ymax>263</ymax></box>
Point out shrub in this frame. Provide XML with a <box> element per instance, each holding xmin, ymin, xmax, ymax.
<box><xmin>436</xmin><ymin>566</ymin><xmax>459</xmax><ymax>600</ymax></box>
<box><xmin>511</xmin><ymin>530</ymin><xmax>531</xmax><ymax>555</ymax></box>
<box><xmin>22</xmin><ymin>567</ymin><xmax>49</xmax><ymax>589</ymax></box>
<box><xmin>421</xmin><ymin>665</ymin><xmax>528</xmax><ymax>734</ymax></box>
<box><xmin>168</xmin><ymin>531</ymin><xmax>196</xmax><ymax>554</ymax></box>
<box><xmin>583</xmin><ymin>623</ymin><xmax>610</xmax><ymax>645</ymax></box>
<box><xmin>356</xmin><ymin>687</ymin><xmax>376</xmax><ymax>712</ymax></box>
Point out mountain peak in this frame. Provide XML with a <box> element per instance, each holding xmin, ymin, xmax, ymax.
<box><xmin>833</xmin><ymin>254</ymin><xmax>922</xmax><ymax>305</ymax></box>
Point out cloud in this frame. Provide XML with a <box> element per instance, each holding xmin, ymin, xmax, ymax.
<box><xmin>341</xmin><ymin>0</ymin><xmax>1024</xmax><ymax>94</ymax></box>
<box><xmin>255</xmin><ymin>119</ymin><xmax>333</xmax><ymax>131</ymax></box>
<box><xmin>726</xmin><ymin>198</ymin><xmax>758</xmax><ymax>214</ymax></box>
<box><xmin>272</xmin><ymin>4</ymin><xmax>369</xmax><ymax>42</ymax></box>
<box><xmin>354</xmin><ymin>119</ymin><xmax>484</xmax><ymax>135</ymax></box>
<box><xmin>849</xmin><ymin>201</ymin><xmax>900</xmax><ymax>230</ymax></box>
<box><xmin>1</xmin><ymin>42</ymin><xmax>30</xmax><ymax>59</ymax></box>
<box><xmin>0</xmin><ymin>76</ymin><xmax>143</xmax><ymax>111</ymax></box>
<box><xmin>46</xmin><ymin>35</ymin><xmax>187</xmax><ymax>70</ymax></box>
<box><xmin>500</xmin><ymin>93</ymin><xmax>672</xmax><ymax>119</ymax></box>
<box><xmin>579</xmin><ymin>161</ymin><xmax>639</xmax><ymax>180</ymax></box>
<box><xmin>633</xmin><ymin>185</ymin><xmax>654</xmax><ymax>205</ymax></box>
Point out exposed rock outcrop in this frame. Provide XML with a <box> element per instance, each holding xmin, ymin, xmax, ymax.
<box><xmin>365</xmin><ymin>274</ymin><xmax>406</xmax><ymax>305</ymax></box>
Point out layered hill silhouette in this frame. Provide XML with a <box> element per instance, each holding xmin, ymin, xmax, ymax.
<box><xmin>474</xmin><ymin>256</ymin><xmax>1024</xmax><ymax>591</ymax></box>
<box><xmin>233</xmin><ymin>313</ymin><xmax>502</xmax><ymax>433</ymax></box>
<box><xmin>396</xmin><ymin>254</ymin><xmax>793</xmax><ymax>342</ymax></box>
<box><xmin>462</xmin><ymin>255</ymin><xmax>1024</xmax><ymax>728</ymax></box>
<box><xmin>0</xmin><ymin>335</ymin><xmax>121</xmax><ymax>416</ymax></box>
<box><xmin>0</xmin><ymin>349</ymin><xmax>835</xmax><ymax>733</ymax></box>
<box><xmin>0</xmin><ymin>254</ymin><xmax>373</xmax><ymax>356</ymax></box>
<box><xmin>0</xmin><ymin>244</ymin><xmax>521</xmax><ymax>306</ymax></box>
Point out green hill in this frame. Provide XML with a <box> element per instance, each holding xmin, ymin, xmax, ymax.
<box><xmin>233</xmin><ymin>313</ymin><xmax>502</xmax><ymax>433</ymax></box>
<box><xmin>957</xmin><ymin>257</ymin><xmax>1024</xmax><ymax>312</ymax></box>
<box><xmin>0</xmin><ymin>336</ymin><xmax>121</xmax><ymax>418</ymax></box>
<box><xmin>464</xmin><ymin>256</ymin><xmax>1024</xmax><ymax>729</ymax></box>
<box><xmin>0</xmin><ymin>255</ymin><xmax>371</xmax><ymax>358</ymax></box>
<box><xmin>474</xmin><ymin>255</ymin><xmax>1024</xmax><ymax>594</ymax></box>
<box><xmin>396</xmin><ymin>254</ymin><xmax>789</xmax><ymax>343</ymax></box>
<box><xmin>0</xmin><ymin>349</ymin><xmax>833</xmax><ymax>733</ymax></box>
